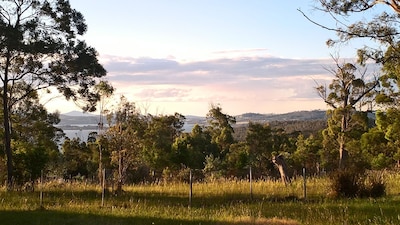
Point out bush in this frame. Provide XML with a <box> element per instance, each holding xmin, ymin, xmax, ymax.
<box><xmin>330</xmin><ymin>169</ymin><xmax>360</xmax><ymax>198</ymax></box>
<box><xmin>329</xmin><ymin>169</ymin><xmax>386</xmax><ymax>198</ymax></box>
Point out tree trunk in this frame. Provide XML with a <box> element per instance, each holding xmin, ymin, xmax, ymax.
<box><xmin>116</xmin><ymin>147</ymin><xmax>123</xmax><ymax>194</ymax></box>
<box><xmin>3</xmin><ymin>53</ymin><xmax>13</xmax><ymax>190</ymax></box>
<box><xmin>98</xmin><ymin>112</ymin><xmax>104</xmax><ymax>186</ymax></box>
<box><xmin>338</xmin><ymin>137</ymin><xmax>348</xmax><ymax>169</ymax></box>
<box><xmin>272</xmin><ymin>154</ymin><xmax>291</xmax><ymax>185</ymax></box>
<box><xmin>98</xmin><ymin>144</ymin><xmax>103</xmax><ymax>187</ymax></box>
<box><xmin>339</xmin><ymin>113</ymin><xmax>348</xmax><ymax>169</ymax></box>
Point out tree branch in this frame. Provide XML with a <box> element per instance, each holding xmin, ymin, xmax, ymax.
<box><xmin>298</xmin><ymin>8</ymin><xmax>400</xmax><ymax>41</ymax></box>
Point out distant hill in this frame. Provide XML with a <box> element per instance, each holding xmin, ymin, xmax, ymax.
<box><xmin>236</xmin><ymin>110</ymin><xmax>326</xmax><ymax>123</ymax></box>
<box><xmin>232</xmin><ymin>111</ymin><xmax>327</xmax><ymax>141</ymax></box>
<box><xmin>58</xmin><ymin>111</ymin><xmax>99</xmax><ymax>129</ymax></box>
<box><xmin>58</xmin><ymin>110</ymin><xmax>327</xmax><ymax>131</ymax></box>
<box><xmin>63</xmin><ymin>110</ymin><xmax>97</xmax><ymax>117</ymax></box>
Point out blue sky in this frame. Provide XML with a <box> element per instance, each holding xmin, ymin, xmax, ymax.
<box><xmin>43</xmin><ymin>0</ymin><xmax>376</xmax><ymax>116</ymax></box>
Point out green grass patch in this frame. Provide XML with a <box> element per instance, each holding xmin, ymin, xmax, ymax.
<box><xmin>0</xmin><ymin>174</ymin><xmax>400</xmax><ymax>225</ymax></box>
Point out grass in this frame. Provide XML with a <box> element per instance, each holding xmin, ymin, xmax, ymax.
<box><xmin>0</xmin><ymin>173</ymin><xmax>399</xmax><ymax>225</ymax></box>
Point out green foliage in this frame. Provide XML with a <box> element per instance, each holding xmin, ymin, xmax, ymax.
<box><xmin>206</xmin><ymin>104</ymin><xmax>236</xmax><ymax>156</ymax></box>
<box><xmin>62</xmin><ymin>138</ymin><xmax>93</xmax><ymax>178</ymax></box>
<box><xmin>202</xmin><ymin>154</ymin><xmax>224</xmax><ymax>181</ymax></box>
<box><xmin>225</xmin><ymin>142</ymin><xmax>250</xmax><ymax>178</ymax></box>
<box><xmin>0</xmin><ymin>82</ymin><xmax>62</xmax><ymax>184</ymax></box>
<box><xmin>293</xmin><ymin>134</ymin><xmax>322</xmax><ymax>174</ymax></box>
<box><xmin>141</xmin><ymin>113</ymin><xmax>186</xmax><ymax>173</ymax></box>
<box><xmin>171</xmin><ymin>128</ymin><xmax>212</xmax><ymax>170</ymax></box>
<box><xmin>370</xmin><ymin>153</ymin><xmax>392</xmax><ymax>170</ymax></box>
<box><xmin>245</xmin><ymin>122</ymin><xmax>294</xmax><ymax>178</ymax></box>
<box><xmin>102</xmin><ymin>97</ymin><xmax>145</xmax><ymax>188</ymax></box>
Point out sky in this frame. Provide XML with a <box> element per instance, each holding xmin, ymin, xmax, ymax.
<box><xmin>42</xmin><ymin>0</ymin><xmax>378</xmax><ymax>116</ymax></box>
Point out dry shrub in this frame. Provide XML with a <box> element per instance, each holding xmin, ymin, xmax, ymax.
<box><xmin>329</xmin><ymin>169</ymin><xmax>359</xmax><ymax>198</ymax></box>
<box><xmin>329</xmin><ymin>169</ymin><xmax>385</xmax><ymax>198</ymax></box>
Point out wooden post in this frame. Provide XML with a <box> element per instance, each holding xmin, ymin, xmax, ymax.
<box><xmin>101</xmin><ymin>168</ymin><xmax>106</xmax><ymax>207</ymax></box>
<box><xmin>249</xmin><ymin>166</ymin><xmax>253</xmax><ymax>200</ymax></box>
<box><xmin>303</xmin><ymin>167</ymin><xmax>307</xmax><ymax>200</ymax></box>
<box><xmin>189</xmin><ymin>169</ymin><xmax>193</xmax><ymax>208</ymax></box>
<box><xmin>40</xmin><ymin>170</ymin><xmax>43</xmax><ymax>208</ymax></box>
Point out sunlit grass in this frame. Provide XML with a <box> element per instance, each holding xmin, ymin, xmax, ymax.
<box><xmin>0</xmin><ymin>172</ymin><xmax>400</xmax><ymax>224</ymax></box>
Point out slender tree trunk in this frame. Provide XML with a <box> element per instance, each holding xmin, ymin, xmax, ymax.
<box><xmin>98</xmin><ymin>144</ymin><xmax>103</xmax><ymax>186</ymax></box>
<box><xmin>3</xmin><ymin>53</ymin><xmax>13</xmax><ymax>190</ymax></box>
<box><xmin>116</xmin><ymin>148</ymin><xmax>123</xmax><ymax>193</ymax></box>
<box><xmin>98</xmin><ymin>115</ymin><xmax>103</xmax><ymax>187</ymax></box>
<box><xmin>339</xmin><ymin>113</ymin><xmax>348</xmax><ymax>169</ymax></box>
<box><xmin>338</xmin><ymin>135</ymin><xmax>348</xmax><ymax>169</ymax></box>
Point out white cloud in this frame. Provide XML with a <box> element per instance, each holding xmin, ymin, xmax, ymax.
<box><xmin>45</xmin><ymin>54</ymin><xmax>377</xmax><ymax>116</ymax></box>
<box><xmin>95</xmin><ymin>54</ymin><xmax>339</xmax><ymax>115</ymax></box>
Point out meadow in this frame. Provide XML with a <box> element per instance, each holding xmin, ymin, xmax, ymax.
<box><xmin>0</xmin><ymin>173</ymin><xmax>400</xmax><ymax>225</ymax></box>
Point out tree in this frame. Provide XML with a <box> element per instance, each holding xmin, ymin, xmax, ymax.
<box><xmin>93</xmin><ymin>80</ymin><xmax>114</xmax><ymax>185</ymax></box>
<box><xmin>171</xmin><ymin>124</ymin><xmax>217</xmax><ymax>173</ymax></box>
<box><xmin>316</xmin><ymin>58</ymin><xmax>378</xmax><ymax>168</ymax></box>
<box><xmin>104</xmin><ymin>97</ymin><xmax>144</xmax><ymax>192</ymax></box>
<box><xmin>304</xmin><ymin>1</ymin><xmax>400</xmax><ymax>62</ymax></box>
<box><xmin>0</xmin><ymin>81</ymin><xmax>63</xmax><ymax>185</ymax></box>
<box><xmin>206</xmin><ymin>104</ymin><xmax>236</xmax><ymax>157</ymax></box>
<box><xmin>225</xmin><ymin>142</ymin><xmax>249</xmax><ymax>178</ymax></box>
<box><xmin>305</xmin><ymin>1</ymin><xmax>400</xmax><ymax>110</ymax></box>
<box><xmin>142</xmin><ymin>113</ymin><xmax>186</xmax><ymax>175</ymax></box>
<box><xmin>372</xmin><ymin>108</ymin><xmax>400</xmax><ymax>168</ymax></box>
<box><xmin>245</xmin><ymin>122</ymin><xmax>294</xmax><ymax>179</ymax></box>
<box><xmin>245</xmin><ymin>122</ymin><xmax>275</xmax><ymax>177</ymax></box>
<box><xmin>0</xmin><ymin>0</ymin><xmax>106</xmax><ymax>189</ymax></box>
<box><xmin>62</xmin><ymin>138</ymin><xmax>93</xmax><ymax>179</ymax></box>
<box><xmin>293</xmin><ymin>134</ymin><xmax>322</xmax><ymax>174</ymax></box>
<box><xmin>360</xmin><ymin>127</ymin><xmax>392</xmax><ymax>169</ymax></box>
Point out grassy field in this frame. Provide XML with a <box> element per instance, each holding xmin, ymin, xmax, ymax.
<box><xmin>0</xmin><ymin>174</ymin><xmax>400</xmax><ymax>225</ymax></box>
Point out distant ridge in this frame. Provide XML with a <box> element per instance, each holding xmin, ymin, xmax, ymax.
<box><xmin>59</xmin><ymin>111</ymin><xmax>99</xmax><ymax>126</ymax></box>
<box><xmin>58</xmin><ymin>110</ymin><xmax>327</xmax><ymax>129</ymax></box>
<box><xmin>63</xmin><ymin>110</ymin><xmax>97</xmax><ymax>117</ymax></box>
<box><xmin>236</xmin><ymin>110</ymin><xmax>326</xmax><ymax>123</ymax></box>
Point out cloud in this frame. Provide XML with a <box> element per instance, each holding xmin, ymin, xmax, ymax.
<box><xmin>102</xmin><ymin>55</ymin><xmax>333</xmax><ymax>85</ymax></box>
<box><xmin>135</xmin><ymin>88</ymin><xmax>191</xmax><ymax>100</ymax></box>
<box><xmin>96</xmin><ymin>54</ymin><xmax>369</xmax><ymax>115</ymax></box>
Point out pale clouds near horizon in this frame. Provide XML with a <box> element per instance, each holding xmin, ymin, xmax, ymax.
<box><xmin>93</xmin><ymin>54</ymin><xmax>339</xmax><ymax>116</ymax></box>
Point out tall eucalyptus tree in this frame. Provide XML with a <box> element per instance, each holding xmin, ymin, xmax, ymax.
<box><xmin>316</xmin><ymin>59</ymin><xmax>378</xmax><ymax>168</ymax></box>
<box><xmin>0</xmin><ymin>0</ymin><xmax>106</xmax><ymax>189</ymax></box>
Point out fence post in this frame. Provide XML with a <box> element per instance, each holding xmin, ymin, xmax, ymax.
<box><xmin>101</xmin><ymin>168</ymin><xmax>106</xmax><ymax>207</ymax></box>
<box><xmin>249</xmin><ymin>166</ymin><xmax>253</xmax><ymax>200</ymax></box>
<box><xmin>40</xmin><ymin>170</ymin><xmax>43</xmax><ymax>208</ymax></box>
<box><xmin>303</xmin><ymin>167</ymin><xmax>307</xmax><ymax>200</ymax></box>
<box><xmin>189</xmin><ymin>169</ymin><xmax>193</xmax><ymax>208</ymax></box>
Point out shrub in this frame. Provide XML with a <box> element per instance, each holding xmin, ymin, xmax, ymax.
<box><xmin>329</xmin><ymin>169</ymin><xmax>386</xmax><ymax>198</ymax></box>
<box><xmin>330</xmin><ymin>169</ymin><xmax>360</xmax><ymax>198</ymax></box>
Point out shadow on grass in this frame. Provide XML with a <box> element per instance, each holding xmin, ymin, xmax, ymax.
<box><xmin>34</xmin><ymin>189</ymin><xmax>307</xmax><ymax>209</ymax></box>
<box><xmin>0</xmin><ymin>209</ymin><xmax>299</xmax><ymax>225</ymax></box>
